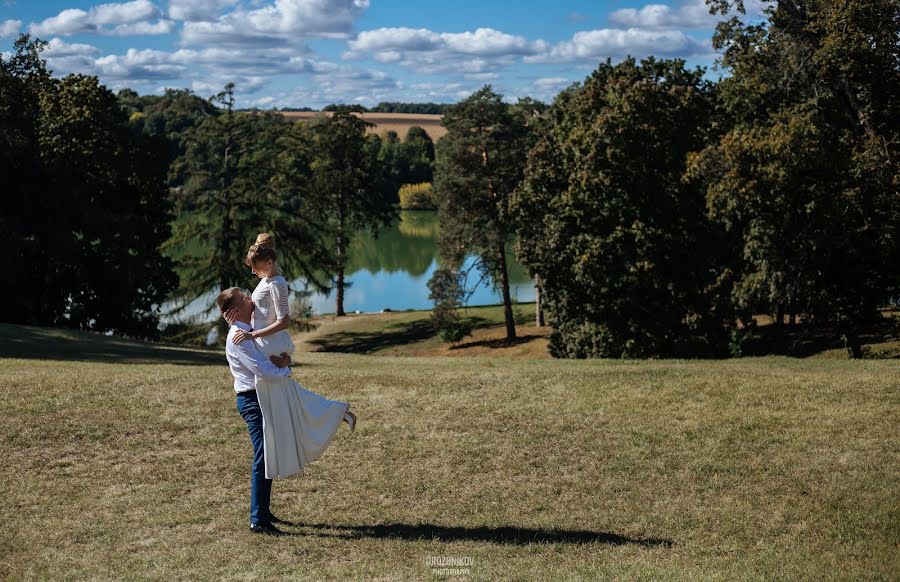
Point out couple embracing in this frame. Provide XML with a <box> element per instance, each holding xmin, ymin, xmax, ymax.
<box><xmin>216</xmin><ymin>233</ymin><xmax>357</xmax><ymax>536</ymax></box>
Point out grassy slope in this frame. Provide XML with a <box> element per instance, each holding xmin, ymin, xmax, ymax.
<box><xmin>296</xmin><ymin>303</ymin><xmax>551</xmax><ymax>358</ymax></box>
<box><xmin>0</xmin><ymin>324</ymin><xmax>897</xmax><ymax>580</ymax></box>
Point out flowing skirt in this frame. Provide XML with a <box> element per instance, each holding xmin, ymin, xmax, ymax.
<box><xmin>254</xmin><ymin>331</ymin><xmax>348</xmax><ymax>479</ymax></box>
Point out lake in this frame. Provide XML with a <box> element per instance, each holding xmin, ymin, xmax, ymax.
<box><xmin>164</xmin><ymin>210</ymin><xmax>535</xmax><ymax>322</ymax></box>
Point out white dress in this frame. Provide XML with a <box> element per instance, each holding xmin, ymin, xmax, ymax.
<box><xmin>251</xmin><ymin>274</ymin><xmax>349</xmax><ymax>479</ymax></box>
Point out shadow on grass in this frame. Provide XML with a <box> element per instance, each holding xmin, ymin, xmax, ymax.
<box><xmin>0</xmin><ymin>323</ymin><xmax>223</xmax><ymax>365</ymax></box>
<box><xmin>741</xmin><ymin>317</ymin><xmax>900</xmax><ymax>358</ymax></box>
<box><xmin>307</xmin><ymin>313</ymin><xmax>534</xmax><ymax>354</ymax></box>
<box><xmin>274</xmin><ymin>521</ymin><xmax>673</xmax><ymax>547</ymax></box>
<box><xmin>450</xmin><ymin>332</ymin><xmax>546</xmax><ymax>351</ymax></box>
<box><xmin>307</xmin><ymin>319</ymin><xmax>439</xmax><ymax>353</ymax></box>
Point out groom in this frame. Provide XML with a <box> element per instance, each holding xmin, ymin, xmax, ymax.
<box><xmin>216</xmin><ymin>287</ymin><xmax>292</xmax><ymax>536</ymax></box>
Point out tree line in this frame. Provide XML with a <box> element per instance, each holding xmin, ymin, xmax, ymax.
<box><xmin>1</xmin><ymin>41</ymin><xmax>436</xmax><ymax>336</ymax></box>
<box><xmin>2</xmin><ymin>0</ymin><xmax>896</xmax><ymax>357</ymax></box>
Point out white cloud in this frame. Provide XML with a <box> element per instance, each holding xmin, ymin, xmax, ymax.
<box><xmin>0</xmin><ymin>19</ymin><xmax>22</xmax><ymax>38</ymax></box>
<box><xmin>94</xmin><ymin>48</ymin><xmax>186</xmax><ymax>79</ymax></box>
<box><xmin>609</xmin><ymin>0</ymin><xmax>718</xmax><ymax>30</ymax></box>
<box><xmin>29</xmin><ymin>0</ymin><xmax>167</xmax><ymax>36</ymax></box>
<box><xmin>45</xmin><ymin>37</ymin><xmax>101</xmax><ymax>57</ymax></box>
<box><xmin>168</xmin><ymin>0</ymin><xmax>238</xmax><ymax>21</ymax></box>
<box><xmin>30</xmin><ymin>9</ymin><xmax>91</xmax><ymax>36</ymax></box>
<box><xmin>180</xmin><ymin>0</ymin><xmax>370</xmax><ymax>46</ymax></box>
<box><xmin>345</xmin><ymin>27</ymin><xmax>547</xmax><ymax>74</ymax></box>
<box><xmin>42</xmin><ymin>37</ymin><xmax>102</xmax><ymax>74</ymax></box>
<box><xmin>111</xmin><ymin>19</ymin><xmax>176</xmax><ymax>35</ymax></box>
<box><xmin>91</xmin><ymin>0</ymin><xmax>158</xmax><ymax>26</ymax></box>
<box><xmin>526</xmin><ymin>28</ymin><xmax>710</xmax><ymax>63</ymax></box>
<box><xmin>609</xmin><ymin>0</ymin><xmax>768</xmax><ymax>30</ymax></box>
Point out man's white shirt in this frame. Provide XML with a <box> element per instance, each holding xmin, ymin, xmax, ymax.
<box><xmin>225</xmin><ymin>321</ymin><xmax>291</xmax><ymax>393</ymax></box>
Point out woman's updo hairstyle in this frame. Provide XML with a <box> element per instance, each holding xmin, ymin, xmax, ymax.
<box><xmin>246</xmin><ymin>232</ymin><xmax>277</xmax><ymax>266</ymax></box>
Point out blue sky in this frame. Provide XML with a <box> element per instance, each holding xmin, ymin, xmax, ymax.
<box><xmin>0</xmin><ymin>0</ymin><xmax>764</xmax><ymax>108</ymax></box>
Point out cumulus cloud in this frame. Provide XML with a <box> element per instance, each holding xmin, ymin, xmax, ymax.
<box><xmin>609</xmin><ymin>0</ymin><xmax>768</xmax><ymax>30</ymax></box>
<box><xmin>168</xmin><ymin>0</ymin><xmax>239</xmax><ymax>21</ymax></box>
<box><xmin>93</xmin><ymin>48</ymin><xmax>187</xmax><ymax>79</ymax></box>
<box><xmin>91</xmin><ymin>0</ymin><xmax>158</xmax><ymax>25</ymax></box>
<box><xmin>110</xmin><ymin>19</ymin><xmax>176</xmax><ymax>36</ymax></box>
<box><xmin>45</xmin><ymin>37</ymin><xmax>101</xmax><ymax>57</ymax></box>
<box><xmin>345</xmin><ymin>27</ymin><xmax>547</xmax><ymax>74</ymax></box>
<box><xmin>0</xmin><ymin>19</ymin><xmax>22</xmax><ymax>38</ymax></box>
<box><xmin>180</xmin><ymin>0</ymin><xmax>370</xmax><ymax>46</ymax></box>
<box><xmin>29</xmin><ymin>0</ymin><xmax>169</xmax><ymax>36</ymax></box>
<box><xmin>609</xmin><ymin>0</ymin><xmax>718</xmax><ymax>30</ymax></box>
<box><xmin>41</xmin><ymin>37</ymin><xmax>102</xmax><ymax>74</ymax></box>
<box><xmin>526</xmin><ymin>28</ymin><xmax>710</xmax><ymax>63</ymax></box>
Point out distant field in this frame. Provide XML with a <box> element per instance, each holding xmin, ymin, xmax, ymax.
<box><xmin>279</xmin><ymin>111</ymin><xmax>447</xmax><ymax>140</ymax></box>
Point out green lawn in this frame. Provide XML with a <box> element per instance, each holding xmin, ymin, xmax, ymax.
<box><xmin>0</xmin><ymin>324</ymin><xmax>897</xmax><ymax>580</ymax></box>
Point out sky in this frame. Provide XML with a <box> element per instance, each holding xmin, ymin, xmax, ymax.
<box><xmin>0</xmin><ymin>0</ymin><xmax>765</xmax><ymax>108</ymax></box>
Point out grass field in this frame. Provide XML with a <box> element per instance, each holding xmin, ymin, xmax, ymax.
<box><xmin>0</xmin><ymin>324</ymin><xmax>897</xmax><ymax>580</ymax></box>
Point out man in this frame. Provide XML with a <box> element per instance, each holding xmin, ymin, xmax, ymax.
<box><xmin>216</xmin><ymin>286</ymin><xmax>292</xmax><ymax>536</ymax></box>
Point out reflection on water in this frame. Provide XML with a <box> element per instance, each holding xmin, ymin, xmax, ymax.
<box><xmin>163</xmin><ymin>210</ymin><xmax>534</xmax><ymax>321</ymax></box>
<box><xmin>301</xmin><ymin>211</ymin><xmax>534</xmax><ymax>315</ymax></box>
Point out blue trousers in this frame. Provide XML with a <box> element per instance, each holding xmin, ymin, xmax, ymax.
<box><xmin>236</xmin><ymin>390</ymin><xmax>272</xmax><ymax>526</ymax></box>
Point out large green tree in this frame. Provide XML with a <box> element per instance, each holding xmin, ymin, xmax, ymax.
<box><xmin>0</xmin><ymin>35</ymin><xmax>176</xmax><ymax>336</ymax></box>
<box><xmin>302</xmin><ymin>107</ymin><xmax>396</xmax><ymax>316</ymax></box>
<box><xmin>690</xmin><ymin>0</ymin><xmax>900</xmax><ymax>356</ymax></box>
<box><xmin>166</xmin><ymin>84</ymin><xmax>330</xmax><ymax>318</ymax></box>
<box><xmin>512</xmin><ymin>58</ymin><xmax>730</xmax><ymax>358</ymax></box>
<box><xmin>432</xmin><ymin>86</ymin><xmax>531</xmax><ymax>341</ymax></box>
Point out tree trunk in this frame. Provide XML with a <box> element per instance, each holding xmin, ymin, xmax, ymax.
<box><xmin>335</xmin><ymin>228</ymin><xmax>346</xmax><ymax>317</ymax></box>
<box><xmin>336</xmin><ymin>265</ymin><xmax>345</xmax><ymax>316</ymax></box>
<box><xmin>497</xmin><ymin>241</ymin><xmax>516</xmax><ymax>341</ymax></box>
<box><xmin>335</xmin><ymin>206</ymin><xmax>346</xmax><ymax>317</ymax></box>
<box><xmin>535</xmin><ymin>274</ymin><xmax>545</xmax><ymax>327</ymax></box>
<box><xmin>845</xmin><ymin>332</ymin><xmax>862</xmax><ymax>359</ymax></box>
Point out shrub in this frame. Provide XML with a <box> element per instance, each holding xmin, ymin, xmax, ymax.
<box><xmin>398</xmin><ymin>182</ymin><xmax>436</xmax><ymax>210</ymax></box>
<box><xmin>427</xmin><ymin>266</ymin><xmax>472</xmax><ymax>345</ymax></box>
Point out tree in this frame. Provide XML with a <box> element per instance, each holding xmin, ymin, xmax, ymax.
<box><xmin>119</xmin><ymin>87</ymin><xmax>218</xmax><ymax>186</ymax></box>
<box><xmin>0</xmin><ymin>34</ymin><xmax>176</xmax><ymax>336</ymax></box>
<box><xmin>303</xmin><ymin>107</ymin><xmax>396</xmax><ymax>316</ymax></box>
<box><xmin>402</xmin><ymin>126</ymin><xmax>435</xmax><ymax>184</ymax></box>
<box><xmin>166</xmin><ymin>84</ymin><xmax>330</xmax><ymax>321</ymax></box>
<box><xmin>690</xmin><ymin>0</ymin><xmax>900</xmax><ymax>356</ymax></box>
<box><xmin>512</xmin><ymin>58</ymin><xmax>730</xmax><ymax>358</ymax></box>
<box><xmin>432</xmin><ymin>86</ymin><xmax>530</xmax><ymax>341</ymax></box>
<box><xmin>427</xmin><ymin>266</ymin><xmax>473</xmax><ymax>344</ymax></box>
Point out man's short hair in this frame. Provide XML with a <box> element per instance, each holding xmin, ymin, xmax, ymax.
<box><xmin>216</xmin><ymin>287</ymin><xmax>241</xmax><ymax>314</ymax></box>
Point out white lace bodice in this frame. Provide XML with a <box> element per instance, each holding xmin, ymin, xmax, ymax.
<box><xmin>251</xmin><ymin>275</ymin><xmax>289</xmax><ymax>329</ymax></box>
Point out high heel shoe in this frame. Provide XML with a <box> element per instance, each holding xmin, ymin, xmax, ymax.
<box><xmin>343</xmin><ymin>409</ymin><xmax>357</xmax><ymax>433</ymax></box>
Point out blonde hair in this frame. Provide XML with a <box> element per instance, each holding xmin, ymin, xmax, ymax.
<box><xmin>246</xmin><ymin>232</ymin><xmax>277</xmax><ymax>267</ymax></box>
<box><xmin>216</xmin><ymin>287</ymin><xmax>241</xmax><ymax>314</ymax></box>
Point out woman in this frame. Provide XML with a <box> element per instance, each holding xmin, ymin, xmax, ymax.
<box><xmin>226</xmin><ymin>233</ymin><xmax>357</xmax><ymax>479</ymax></box>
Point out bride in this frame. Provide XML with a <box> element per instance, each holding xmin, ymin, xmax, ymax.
<box><xmin>227</xmin><ymin>232</ymin><xmax>357</xmax><ymax>479</ymax></box>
